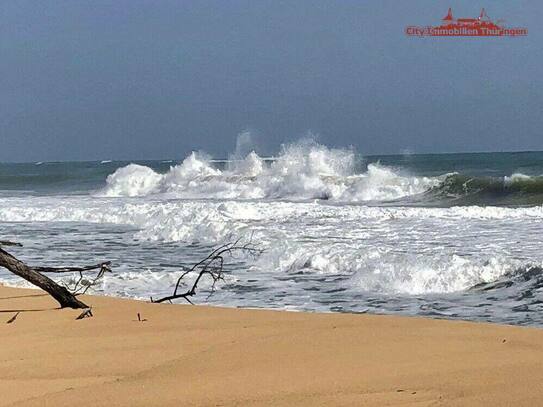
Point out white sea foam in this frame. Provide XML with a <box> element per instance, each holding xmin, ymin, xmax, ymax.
<box><xmin>1</xmin><ymin>198</ymin><xmax>543</xmax><ymax>244</ymax></box>
<box><xmin>504</xmin><ymin>172</ymin><xmax>536</xmax><ymax>184</ymax></box>
<box><xmin>1</xmin><ymin>191</ymin><xmax>543</xmax><ymax>323</ymax></box>
<box><xmin>281</xmin><ymin>249</ymin><xmax>515</xmax><ymax>294</ymax></box>
<box><xmin>103</xmin><ymin>164</ymin><xmax>164</xmax><ymax>197</ymax></box>
<box><xmin>98</xmin><ymin>142</ymin><xmax>438</xmax><ymax>202</ymax></box>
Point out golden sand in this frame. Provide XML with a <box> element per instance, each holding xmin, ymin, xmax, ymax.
<box><xmin>0</xmin><ymin>285</ymin><xmax>542</xmax><ymax>406</ymax></box>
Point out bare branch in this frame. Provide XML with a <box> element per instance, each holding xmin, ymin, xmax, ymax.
<box><xmin>61</xmin><ymin>263</ymin><xmax>111</xmax><ymax>296</ymax></box>
<box><xmin>34</xmin><ymin>261</ymin><xmax>111</xmax><ymax>274</ymax></box>
<box><xmin>0</xmin><ymin>242</ymin><xmax>112</xmax><ymax>309</ymax></box>
<box><xmin>0</xmin><ymin>246</ymin><xmax>88</xmax><ymax>309</ymax></box>
<box><xmin>0</xmin><ymin>240</ymin><xmax>23</xmax><ymax>247</ymax></box>
<box><xmin>151</xmin><ymin>239</ymin><xmax>262</xmax><ymax>304</ymax></box>
<box><xmin>34</xmin><ymin>262</ymin><xmax>111</xmax><ymax>296</ymax></box>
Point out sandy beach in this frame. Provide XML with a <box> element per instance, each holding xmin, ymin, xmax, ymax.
<box><xmin>0</xmin><ymin>285</ymin><xmax>540</xmax><ymax>406</ymax></box>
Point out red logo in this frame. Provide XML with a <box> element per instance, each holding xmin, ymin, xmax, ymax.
<box><xmin>406</xmin><ymin>8</ymin><xmax>528</xmax><ymax>37</ymax></box>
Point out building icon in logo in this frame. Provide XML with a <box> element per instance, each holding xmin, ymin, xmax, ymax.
<box><xmin>406</xmin><ymin>8</ymin><xmax>528</xmax><ymax>37</ymax></box>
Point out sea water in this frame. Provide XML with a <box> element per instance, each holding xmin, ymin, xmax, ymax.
<box><xmin>1</xmin><ymin>142</ymin><xmax>543</xmax><ymax>326</ymax></box>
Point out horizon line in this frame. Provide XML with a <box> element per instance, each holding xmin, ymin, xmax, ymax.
<box><xmin>1</xmin><ymin>148</ymin><xmax>543</xmax><ymax>165</ymax></box>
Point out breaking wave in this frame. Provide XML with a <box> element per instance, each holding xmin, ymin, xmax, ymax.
<box><xmin>99</xmin><ymin>142</ymin><xmax>437</xmax><ymax>202</ymax></box>
<box><xmin>98</xmin><ymin>143</ymin><xmax>543</xmax><ymax>207</ymax></box>
<box><xmin>425</xmin><ymin>173</ymin><xmax>543</xmax><ymax>206</ymax></box>
<box><xmin>260</xmin><ymin>242</ymin><xmax>535</xmax><ymax>295</ymax></box>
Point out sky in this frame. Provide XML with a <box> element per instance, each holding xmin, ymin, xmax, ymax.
<box><xmin>1</xmin><ymin>0</ymin><xmax>541</xmax><ymax>162</ymax></box>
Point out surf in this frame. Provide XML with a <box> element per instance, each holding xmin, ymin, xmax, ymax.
<box><xmin>99</xmin><ymin>141</ymin><xmax>438</xmax><ymax>202</ymax></box>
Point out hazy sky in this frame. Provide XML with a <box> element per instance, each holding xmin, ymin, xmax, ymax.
<box><xmin>1</xmin><ymin>0</ymin><xmax>541</xmax><ymax>162</ymax></box>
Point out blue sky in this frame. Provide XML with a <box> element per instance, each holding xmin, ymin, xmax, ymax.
<box><xmin>1</xmin><ymin>0</ymin><xmax>540</xmax><ymax>161</ymax></box>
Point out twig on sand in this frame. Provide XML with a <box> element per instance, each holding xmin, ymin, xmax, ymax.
<box><xmin>6</xmin><ymin>312</ymin><xmax>19</xmax><ymax>324</ymax></box>
<box><xmin>75</xmin><ymin>308</ymin><xmax>93</xmax><ymax>320</ymax></box>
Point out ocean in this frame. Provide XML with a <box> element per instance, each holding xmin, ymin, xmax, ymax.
<box><xmin>1</xmin><ymin>142</ymin><xmax>543</xmax><ymax>326</ymax></box>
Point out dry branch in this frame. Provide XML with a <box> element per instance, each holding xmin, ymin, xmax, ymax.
<box><xmin>0</xmin><ymin>241</ymin><xmax>111</xmax><ymax>309</ymax></box>
<box><xmin>0</xmin><ymin>240</ymin><xmax>23</xmax><ymax>247</ymax></box>
<box><xmin>36</xmin><ymin>262</ymin><xmax>112</xmax><ymax>296</ymax></box>
<box><xmin>34</xmin><ymin>262</ymin><xmax>111</xmax><ymax>274</ymax></box>
<box><xmin>151</xmin><ymin>238</ymin><xmax>262</xmax><ymax>304</ymax></box>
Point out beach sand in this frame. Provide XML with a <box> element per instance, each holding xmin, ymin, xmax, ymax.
<box><xmin>0</xmin><ymin>285</ymin><xmax>542</xmax><ymax>406</ymax></box>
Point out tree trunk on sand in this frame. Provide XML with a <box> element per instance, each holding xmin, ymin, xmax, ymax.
<box><xmin>0</xmin><ymin>247</ymin><xmax>88</xmax><ymax>309</ymax></box>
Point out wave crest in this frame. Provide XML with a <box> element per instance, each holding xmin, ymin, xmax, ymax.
<box><xmin>262</xmin><ymin>244</ymin><xmax>515</xmax><ymax>294</ymax></box>
<box><xmin>99</xmin><ymin>143</ymin><xmax>436</xmax><ymax>202</ymax></box>
<box><xmin>426</xmin><ymin>173</ymin><xmax>543</xmax><ymax>205</ymax></box>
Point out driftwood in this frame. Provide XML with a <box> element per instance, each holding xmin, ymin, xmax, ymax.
<box><xmin>1</xmin><ymin>237</ymin><xmax>259</xmax><ymax>309</ymax></box>
<box><xmin>0</xmin><ymin>240</ymin><xmax>110</xmax><ymax>309</ymax></box>
<box><xmin>151</xmin><ymin>239</ymin><xmax>262</xmax><ymax>304</ymax></box>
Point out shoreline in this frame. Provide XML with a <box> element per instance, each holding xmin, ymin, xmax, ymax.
<box><xmin>1</xmin><ymin>285</ymin><xmax>543</xmax><ymax>406</ymax></box>
<box><xmin>2</xmin><ymin>281</ymin><xmax>539</xmax><ymax>329</ymax></box>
